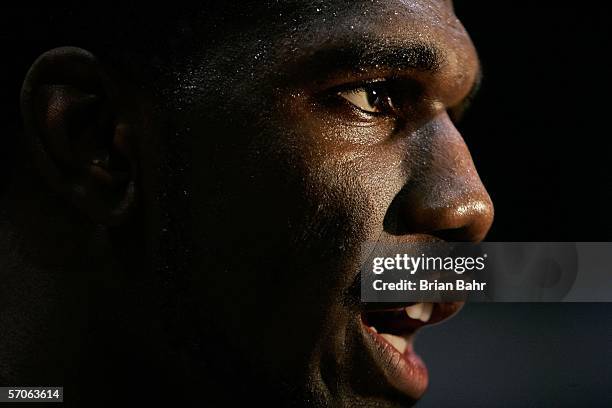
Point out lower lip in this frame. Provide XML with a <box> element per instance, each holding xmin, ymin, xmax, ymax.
<box><xmin>361</xmin><ymin>323</ymin><xmax>429</xmax><ymax>399</ymax></box>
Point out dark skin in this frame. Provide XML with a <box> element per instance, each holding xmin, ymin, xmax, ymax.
<box><xmin>0</xmin><ymin>1</ymin><xmax>492</xmax><ymax>406</ymax></box>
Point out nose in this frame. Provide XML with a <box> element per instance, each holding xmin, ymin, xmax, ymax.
<box><xmin>384</xmin><ymin>114</ymin><xmax>494</xmax><ymax>242</ymax></box>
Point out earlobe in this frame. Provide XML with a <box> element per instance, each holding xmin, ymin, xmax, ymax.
<box><xmin>20</xmin><ymin>46</ymin><xmax>136</xmax><ymax>226</ymax></box>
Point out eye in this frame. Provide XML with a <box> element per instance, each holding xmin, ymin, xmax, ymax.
<box><xmin>337</xmin><ymin>82</ymin><xmax>394</xmax><ymax>115</ymax></box>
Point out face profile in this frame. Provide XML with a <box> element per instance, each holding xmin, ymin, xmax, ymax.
<box><xmin>0</xmin><ymin>1</ymin><xmax>494</xmax><ymax>406</ymax></box>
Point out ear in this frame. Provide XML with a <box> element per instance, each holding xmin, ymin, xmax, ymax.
<box><xmin>20</xmin><ymin>47</ymin><xmax>136</xmax><ymax>226</ymax></box>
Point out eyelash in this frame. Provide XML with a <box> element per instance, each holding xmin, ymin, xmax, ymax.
<box><xmin>331</xmin><ymin>77</ymin><xmax>426</xmax><ymax>122</ymax></box>
<box><xmin>336</xmin><ymin>80</ymin><xmax>395</xmax><ymax>116</ymax></box>
<box><xmin>329</xmin><ymin>78</ymin><xmax>468</xmax><ymax>127</ymax></box>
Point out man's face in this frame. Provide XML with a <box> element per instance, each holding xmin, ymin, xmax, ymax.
<box><xmin>162</xmin><ymin>0</ymin><xmax>493</xmax><ymax>405</ymax></box>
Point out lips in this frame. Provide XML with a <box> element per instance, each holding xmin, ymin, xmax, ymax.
<box><xmin>358</xmin><ymin>302</ymin><xmax>463</xmax><ymax>400</ymax></box>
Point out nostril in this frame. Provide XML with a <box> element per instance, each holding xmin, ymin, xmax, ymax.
<box><xmin>432</xmin><ymin>226</ymin><xmax>469</xmax><ymax>242</ymax></box>
<box><xmin>430</xmin><ymin>223</ymin><xmax>489</xmax><ymax>242</ymax></box>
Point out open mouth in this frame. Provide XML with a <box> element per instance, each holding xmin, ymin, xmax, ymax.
<box><xmin>362</xmin><ymin>303</ymin><xmax>433</xmax><ymax>354</ymax></box>
<box><xmin>359</xmin><ymin>302</ymin><xmax>463</xmax><ymax>399</ymax></box>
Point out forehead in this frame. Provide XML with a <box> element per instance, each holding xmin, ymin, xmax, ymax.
<box><xmin>244</xmin><ymin>0</ymin><xmax>460</xmax><ymax>35</ymax></box>
<box><xmin>202</xmin><ymin>0</ymin><xmax>459</xmax><ymax>40</ymax></box>
<box><xmin>263</xmin><ymin>0</ymin><xmax>454</xmax><ymax>17</ymax></box>
<box><xmin>176</xmin><ymin>0</ymin><xmax>475</xmax><ymax>106</ymax></box>
<box><xmin>269</xmin><ymin>0</ymin><xmax>466</xmax><ymax>61</ymax></box>
<box><xmin>200</xmin><ymin>0</ymin><xmax>469</xmax><ymax>65</ymax></box>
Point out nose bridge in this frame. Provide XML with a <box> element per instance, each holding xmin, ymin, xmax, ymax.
<box><xmin>390</xmin><ymin>114</ymin><xmax>494</xmax><ymax>242</ymax></box>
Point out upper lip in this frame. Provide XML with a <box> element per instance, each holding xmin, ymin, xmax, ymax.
<box><xmin>361</xmin><ymin>301</ymin><xmax>463</xmax><ymax>331</ymax></box>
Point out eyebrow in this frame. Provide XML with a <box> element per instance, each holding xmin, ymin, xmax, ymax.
<box><xmin>279</xmin><ymin>35</ymin><xmax>482</xmax><ymax>109</ymax></box>
<box><xmin>291</xmin><ymin>39</ymin><xmax>446</xmax><ymax>82</ymax></box>
<box><xmin>321</xmin><ymin>40</ymin><xmax>443</xmax><ymax>72</ymax></box>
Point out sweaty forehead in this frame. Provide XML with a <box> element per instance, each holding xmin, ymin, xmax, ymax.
<box><xmin>263</xmin><ymin>0</ymin><xmax>453</xmax><ymax>16</ymax></box>
<box><xmin>200</xmin><ymin>0</ymin><xmax>459</xmax><ymax>38</ymax></box>
<box><xmin>245</xmin><ymin>0</ymin><xmax>459</xmax><ymax>33</ymax></box>
<box><xmin>175</xmin><ymin>0</ymin><xmax>475</xmax><ymax>105</ymax></box>
<box><xmin>198</xmin><ymin>0</ymin><xmax>468</xmax><ymax>64</ymax></box>
<box><xmin>275</xmin><ymin>0</ymin><xmax>464</xmax><ymax>54</ymax></box>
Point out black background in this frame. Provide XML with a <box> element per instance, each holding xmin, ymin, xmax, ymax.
<box><xmin>1</xmin><ymin>2</ymin><xmax>611</xmax><ymax>407</ymax></box>
<box><xmin>454</xmin><ymin>2</ymin><xmax>611</xmax><ymax>242</ymax></box>
<box><xmin>418</xmin><ymin>3</ymin><xmax>611</xmax><ymax>407</ymax></box>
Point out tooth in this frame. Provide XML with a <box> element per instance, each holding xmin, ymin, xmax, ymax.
<box><xmin>380</xmin><ymin>333</ymin><xmax>408</xmax><ymax>354</ymax></box>
<box><xmin>420</xmin><ymin>303</ymin><xmax>433</xmax><ymax>323</ymax></box>
<box><xmin>405</xmin><ymin>303</ymin><xmax>424</xmax><ymax>320</ymax></box>
<box><xmin>371</xmin><ymin>326</ymin><xmax>378</xmax><ymax>333</ymax></box>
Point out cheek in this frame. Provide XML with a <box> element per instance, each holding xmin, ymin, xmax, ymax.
<box><xmin>288</xmin><ymin>137</ymin><xmax>406</xmax><ymax>254</ymax></box>
<box><xmin>272</xmin><ymin>104</ymin><xmax>404</xmax><ymax>248</ymax></box>
<box><xmin>185</xmin><ymin>118</ymin><xmax>409</xmax><ymax>379</ymax></box>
